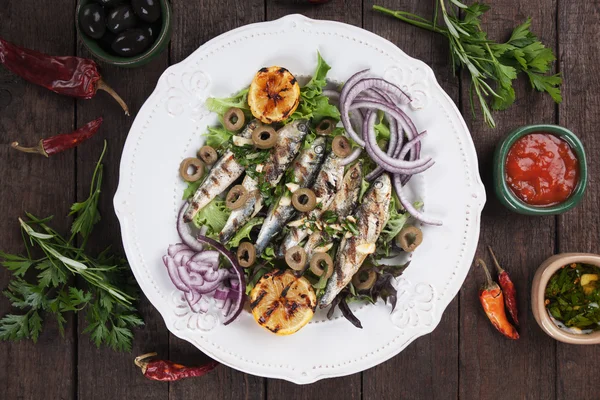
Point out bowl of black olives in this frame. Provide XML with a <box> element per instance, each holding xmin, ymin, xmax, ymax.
<box><xmin>76</xmin><ymin>0</ymin><xmax>171</xmax><ymax>67</ymax></box>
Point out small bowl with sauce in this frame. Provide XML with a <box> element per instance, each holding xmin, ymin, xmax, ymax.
<box><xmin>532</xmin><ymin>253</ymin><xmax>600</xmax><ymax>344</ymax></box>
<box><xmin>493</xmin><ymin>124</ymin><xmax>587</xmax><ymax>215</ymax></box>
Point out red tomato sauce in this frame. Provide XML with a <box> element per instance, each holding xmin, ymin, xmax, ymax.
<box><xmin>505</xmin><ymin>133</ymin><xmax>579</xmax><ymax>206</ymax></box>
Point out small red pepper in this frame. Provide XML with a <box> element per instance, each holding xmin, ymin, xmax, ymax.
<box><xmin>488</xmin><ymin>246</ymin><xmax>519</xmax><ymax>326</ymax></box>
<box><xmin>0</xmin><ymin>38</ymin><xmax>129</xmax><ymax>115</ymax></box>
<box><xmin>134</xmin><ymin>352</ymin><xmax>219</xmax><ymax>381</ymax></box>
<box><xmin>477</xmin><ymin>259</ymin><xmax>519</xmax><ymax>340</ymax></box>
<box><xmin>11</xmin><ymin>117</ymin><xmax>103</xmax><ymax>157</ymax></box>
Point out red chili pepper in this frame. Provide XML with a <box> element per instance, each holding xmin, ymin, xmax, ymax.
<box><xmin>477</xmin><ymin>259</ymin><xmax>519</xmax><ymax>340</ymax></box>
<box><xmin>134</xmin><ymin>352</ymin><xmax>219</xmax><ymax>381</ymax></box>
<box><xmin>488</xmin><ymin>246</ymin><xmax>519</xmax><ymax>326</ymax></box>
<box><xmin>0</xmin><ymin>38</ymin><xmax>129</xmax><ymax>115</ymax></box>
<box><xmin>11</xmin><ymin>117</ymin><xmax>103</xmax><ymax>157</ymax></box>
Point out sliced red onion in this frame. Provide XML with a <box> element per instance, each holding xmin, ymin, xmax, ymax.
<box><xmin>213</xmin><ymin>288</ymin><xmax>229</xmax><ymax>301</ymax></box>
<box><xmin>173</xmin><ymin>249</ymin><xmax>196</xmax><ymax>265</ymax></box>
<box><xmin>178</xmin><ymin>266</ymin><xmax>204</xmax><ymax>288</ymax></box>
<box><xmin>399</xmin><ymin>131</ymin><xmax>427</xmax><ymax>160</ymax></box>
<box><xmin>340</xmin><ymin>70</ymin><xmax>371</xmax><ymax>146</ymax></box>
<box><xmin>168</xmin><ymin>243</ymin><xmax>190</xmax><ymax>257</ymax></box>
<box><xmin>195</xmin><ymin>235</ymin><xmax>246</xmax><ymax>325</ymax></box>
<box><xmin>187</xmin><ymin>260</ymin><xmax>215</xmax><ymax>274</ymax></box>
<box><xmin>323</xmin><ymin>89</ymin><xmax>340</xmax><ymax>102</ymax></box>
<box><xmin>222</xmin><ymin>298</ymin><xmax>232</xmax><ymax>317</ymax></box>
<box><xmin>185</xmin><ymin>290</ymin><xmax>202</xmax><ymax>307</ymax></box>
<box><xmin>164</xmin><ymin>256</ymin><xmax>190</xmax><ymax>292</ymax></box>
<box><xmin>177</xmin><ymin>203</ymin><xmax>205</xmax><ymax>252</ymax></box>
<box><xmin>363</xmin><ymin>111</ymin><xmax>433</xmax><ymax>174</ymax></box>
<box><xmin>191</xmin><ymin>251</ymin><xmax>220</xmax><ymax>265</ymax></box>
<box><xmin>392</xmin><ymin>174</ymin><xmax>442</xmax><ymax>226</ymax></box>
<box><xmin>340</xmin><ymin>147</ymin><xmax>363</xmax><ymax>166</ymax></box>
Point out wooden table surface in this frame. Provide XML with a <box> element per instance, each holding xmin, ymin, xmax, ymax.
<box><xmin>1</xmin><ymin>0</ymin><xmax>598</xmax><ymax>399</ymax></box>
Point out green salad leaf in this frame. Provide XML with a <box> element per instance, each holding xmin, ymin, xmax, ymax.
<box><xmin>205</xmin><ymin>88</ymin><xmax>250</xmax><ymax>117</ymax></box>
<box><xmin>204</xmin><ymin>126</ymin><xmax>235</xmax><ymax>150</ymax></box>
<box><xmin>192</xmin><ymin>198</ymin><xmax>231</xmax><ymax>237</ymax></box>
<box><xmin>228</xmin><ymin>217</ymin><xmax>264</xmax><ymax>248</ymax></box>
<box><xmin>182</xmin><ymin>180</ymin><xmax>202</xmax><ymax>201</ymax></box>
<box><xmin>289</xmin><ymin>52</ymin><xmax>340</xmax><ymax>123</ymax></box>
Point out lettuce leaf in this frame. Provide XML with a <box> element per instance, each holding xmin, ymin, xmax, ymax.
<box><xmin>182</xmin><ymin>180</ymin><xmax>202</xmax><ymax>200</ymax></box>
<box><xmin>192</xmin><ymin>198</ymin><xmax>231</xmax><ymax>237</ymax></box>
<box><xmin>205</xmin><ymin>88</ymin><xmax>249</xmax><ymax>117</ymax></box>
<box><xmin>203</xmin><ymin>125</ymin><xmax>234</xmax><ymax>150</ymax></box>
<box><xmin>289</xmin><ymin>52</ymin><xmax>340</xmax><ymax>123</ymax></box>
<box><xmin>228</xmin><ymin>217</ymin><xmax>264</xmax><ymax>248</ymax></box>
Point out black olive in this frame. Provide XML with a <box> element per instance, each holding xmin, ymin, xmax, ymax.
<box><xmin>111</xmin><ymin>28</ymin><xmax>151</xmax><ymax>57</ymax></box>
<box><xmin>94</xmin><ymin>0</ymin><xmax>124</xmax><ymax>6</ymax></box>
<box><xmin>140</xmin><ymin>21</ymin><xmax>162</xmax><ymax>41</ymax></box>
<box><xmin>131</xmin><ymin>0</ymin><xmax>161</xmax><ymax>23</ymax></box>
<box><xmin>97</xmin><ymin>31</ymin><xmax>117</xmax><ymax>54</ymax></box>
<box><xmin>106</xmin><ymin>4</ymin><xmax>137</xmax><ymax>34</ymax></box>
<box><xmin>79</xmin><ymin>4</ymin><xmax>106</xmax><ymax>39</ymax></box>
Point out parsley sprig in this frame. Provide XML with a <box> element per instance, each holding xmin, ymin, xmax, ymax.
<box><xmin>0</xmin><ymin>142</ymin><xmax>143</xmax><ymax>351</ymax></box>
<box><xmin>374</xmin><ymin>1</ymin><xmax>562</xmax><ymax>128</ymax></box>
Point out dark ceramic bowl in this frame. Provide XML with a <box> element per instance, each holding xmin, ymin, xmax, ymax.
<box><xmin>493</xmin><ymin>124</ymin><xmax>588</xmax><ymax>216</ymax></box>
<box><xmin>76</xmin><ymin>0</ymin><xmax>172</xmax><ymax>68</ymax></box>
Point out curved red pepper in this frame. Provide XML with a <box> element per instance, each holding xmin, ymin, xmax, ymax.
<box><xmin>488</xmin><ymin>246</ymin><xmax>519</xmax><ymax>326</ymax></box>
<box><xmin>135</xmin><ymin>352</ymin><xmax>219</xmax><ymax>381</ymax></box>
<box><xmin>0</xmin><ymin>38</ymin><xmax>129</xmax><ymax>115</ymax></box>
<box><xmin>11</xmin><ymin>118</ymin><xmax>103</xmax><ymax>157</ymax></box>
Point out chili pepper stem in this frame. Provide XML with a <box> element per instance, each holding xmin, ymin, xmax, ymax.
<box><xmin>96</xmin><ymin>79</ymin><xmax>130</xmax><ymax>116</ymax></box>
<box><xmin>134</xmin><ymin>352</ymin><xmax>157</xmax><ymax>374</ymax></box>
<box><xmin>487</xmin><ymin>246</ymin><xmax>505</xmax><ymax>273</ymax></box>
<box><xmin>11</xmin><ymin>140</ymin><xmax>48</xmax><ymax>157</ymax></box>
<box><xmin>477</xmin><ymin>258</ymin><xmax>494</xmax><ymax>287</ymax></box>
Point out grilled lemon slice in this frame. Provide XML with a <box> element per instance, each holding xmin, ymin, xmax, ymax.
<box><xmin>248</xmin><ymin>66</ymin><xmax>301</xmax><ymax>124</ymax></box>
<box><xmin>249</xmin><ymin>269</ymin><xmax>317</xmax><ymax>335</ymax></box>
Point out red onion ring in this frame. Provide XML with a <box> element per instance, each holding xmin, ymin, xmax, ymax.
<box><xmin>177</xmin><ymin>203</ymin><xmax>205</xmax><ymax>252</ymax></box>
<box><xmin>163</xmin><ymin>256</ymin><xmax>190</xmax><ymax>292</ymax></box>
<box><xmin>339</xmin><ymin>147</ymin><xmax>363</xmax><ymax>166</ymax></box>
<box><xmin>185</xmin><ymin>290</ymin><xmax>202</xmax><ymax>307</ymax></box>
<box><xmin>195</xmin><ymin>235</ymin><xmax>246</xmax><ymax>325</ymax></box>
<box><xmin>392</xmin><ymin>174</ymin><xmax>442</xmax><ymax>226</ymax></box>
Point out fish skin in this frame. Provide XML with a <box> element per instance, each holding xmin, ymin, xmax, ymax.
<box><xmin>183</xmin><ymin>120</ymin><xmax>260</xmax><ymax>223</ymax></box>
<box><xmin>262</xmin><ymin>119</ymin><xmax>309</xmax><ymax>187</ymax></box>
<box><xmin>218</xmin><ymin>119</ymin><xmax>308</xmax><ymax>242</ymax></box>
<box><xmin>319</xmin><ymin>173</ymin><xmax>392</xmax><ymax>308</ymax></box>
<box><xmin>255</xmin><ymin>137</ymin><xmax>327</xmax><ymax>255</ymax></box>
<box><xmin>219</xmin><ymin>175</ymin><xmax>262</xmax><ymax>243</ymax></box>
<box><xmin>279</xmin><ymin>152</ymin><xmax>345</xmax><ymax>257</ymax></box>
<box><xmin>304</xmin><ymin>161</ymin><xmax>363</xmax><ymax>260</ymax></box>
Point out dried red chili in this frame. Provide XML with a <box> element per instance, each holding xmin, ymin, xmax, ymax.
<box><xmin>134</xmin><ymin>352</ymin><xmax>219</xmax><ymax>381</ymax></box>
<box><xmin>11</xmin><ymin>117</ymin><xmax>103</xmax><ymax>157</ymax></box>
<box><xmin>488</xmin><ymin>246</ymin><xmax>519</xmax><ymax>326</ymax></box>
<box><xmin>0</xmin><ymin>38</ymin><xmax>129</xmax><ymax>115</ymax></box>
<box><xmin>477</xmin><ymin>259</ymin><xmax>519</xmax><ymax>340</ymax></box>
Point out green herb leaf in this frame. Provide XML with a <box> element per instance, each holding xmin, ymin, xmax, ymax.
<box><xmin>205</xmin><ymin>88</ymin><xmax>250</xmax><ymax>117</ymax></box>
<box><xmin>228</xmin><ymin>217</ymin><xmax>264</xmax><ymax>248</ymax></box>
<box><xmin>192</xmin><ymin>198</ymin><xmax>231</xmax><ymax>237</ymax></box>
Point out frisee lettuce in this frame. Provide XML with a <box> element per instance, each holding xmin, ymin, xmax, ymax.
<box><xmin>205</xmin><ymin>88</ymin><xmax>250</xmax><ymax>117</ymax></box>
<box><xmin>192</xmin><ymin>198</ymin><xmax>231</xmax><ymax>237</ymax></box>
<box><xmin>228</xmin><ymin>217</ymin><xmax>264</xmax><ymax>248</ymax></box>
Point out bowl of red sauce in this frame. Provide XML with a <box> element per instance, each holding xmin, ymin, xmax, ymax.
<box><xmin>493</xmin><ymin>124</ymin><xmax>587</xmax><ymax>215</ymax></box>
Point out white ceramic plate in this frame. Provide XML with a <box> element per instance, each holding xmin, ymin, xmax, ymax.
<box><xmin>114</xmin><ymin>14</ymin><xmax>486</xmax><ymax>384</ymax></box>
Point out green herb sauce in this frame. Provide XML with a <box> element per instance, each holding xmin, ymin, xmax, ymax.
<box><xmin>545</xmin><ymin>263</ymin><xmax>600</xmax><ymax>332</ymax></box>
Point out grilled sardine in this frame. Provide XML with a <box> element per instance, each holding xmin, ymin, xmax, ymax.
<box><xmin>319</xmin><ymin>173</ymin><xmax>392</xmax><ymax>307</ymax></box>
<box><xmin>183</xmin><ymin>120</ymin><xmax>260</xmax><ymax>222</ymax></box>
<box><xmin>263</xmin><ymin>119</ymin><xmax>309</xmax><ymax>186</ymax></box>
<box><xmin>304</xmin><ymin>161</ymin><xmax>363</xmax><ymax>260</ymax></box>
<box><xmin>279</xmin><ymin>152</ymin><xmax>344</xmax><ymax>256</ymax></box>
<box><xmin>255</xmin><ymin>137</ymin><xmax>327</xmax><ymax>255</ymax></box>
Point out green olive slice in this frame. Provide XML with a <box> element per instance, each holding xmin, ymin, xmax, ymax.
<box><xmin>224</xmin><ymin>107</ymin><xmax>245</xmax><ymax>131</ymax></box>
<box><xmin>332</xmin><ymin>135</ymin><xmax>352</xmax><ymax>157</ymax></box>
<box><xmin>316</xmin><ymin>118</ymin><xmax>336</xmax><ymax>136</ymax></box>
<box><xmin>309</xmin><ymin>252</ymin><xmax>333</xmax><ymax>279</ymax></box>
<box><xmin>198</xmin><ymin>145</ymin><xmax>218</xmax><ymax>165</ymax></box>
<box><xmin>251</xmin><ymin>126</ymin><xmax>278</xmax><ymax>149</ymax></box>
<box><xmin>395</xmin><ymin>225</ymin><xmax>423</xmax><ymax>252</ymax></box>
<box><xmin>285</xmin><ymin>246</ymin><xmax>307</xmax><ymax>271</ymax></box>
<box><xmin>179</xmin><ymin>158</ymin><xmax>205</xmax><ymax>182</ymax></box>
<box><xmin>352</xmin><ymin>269</ymin><xmax>377</xmax><ymax>290</ymax></box>
<box><xmin>226</xmin><ymin>185</ymin><xmax>249</xmax><ymax>210</ymax></box>
<box><xmin>237</xmin><ymin>242</ymin><xmax>256</xmax><ymax>268</ymax></box>
<box><xmin>291</xmin><ymin>188</ymin><xmax>317</xmax><ymax>212</ymax></box>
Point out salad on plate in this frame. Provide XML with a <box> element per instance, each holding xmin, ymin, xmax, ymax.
<box><xmin>163</xmin><ymin>53</ymin><xmax>441</xmax><ymax>335</ymax></box>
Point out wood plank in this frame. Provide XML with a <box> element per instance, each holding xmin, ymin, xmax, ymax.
<box><xmin>0</xmin><ymin>1</ymin><xmax>76</xmax><ymax>399</ymax></box>
<box><xmin>263</xmin><ymin>1</ymin><xmax>362</xmax><ymax>398</ymax></box>
<box><xmin>168</xmin><ymin>1</ymin><xmax>265</xmax><ymax>399</ymax></box>
<box><xmin>556</xmin><ymin>1</ymin><xmax>600</xmax><ymax>399</ymax></box>
<box><xmin>74</xmin><ymin>17</ymin><xmax>171</xmax><ymax>400</ymax></box>
<box><xmin>362</xmin><ymin>1</ymin><xmax>459</xmax><ymax>399</ymax></box>
<box><xmin>459</xmin><ymin>1</ymin><xmax>557</xmax><ymax>399</ymax></box>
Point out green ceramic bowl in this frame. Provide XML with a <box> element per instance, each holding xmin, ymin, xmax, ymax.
<box><xmin>76</xmin><ymin>0</ymin><xmax>172</xmax><ymax>68</ymax></box>
<box><xmin>493</xmin><ymin>124</ymin><xmax>588</xmax><ymax>216</ymax></box>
